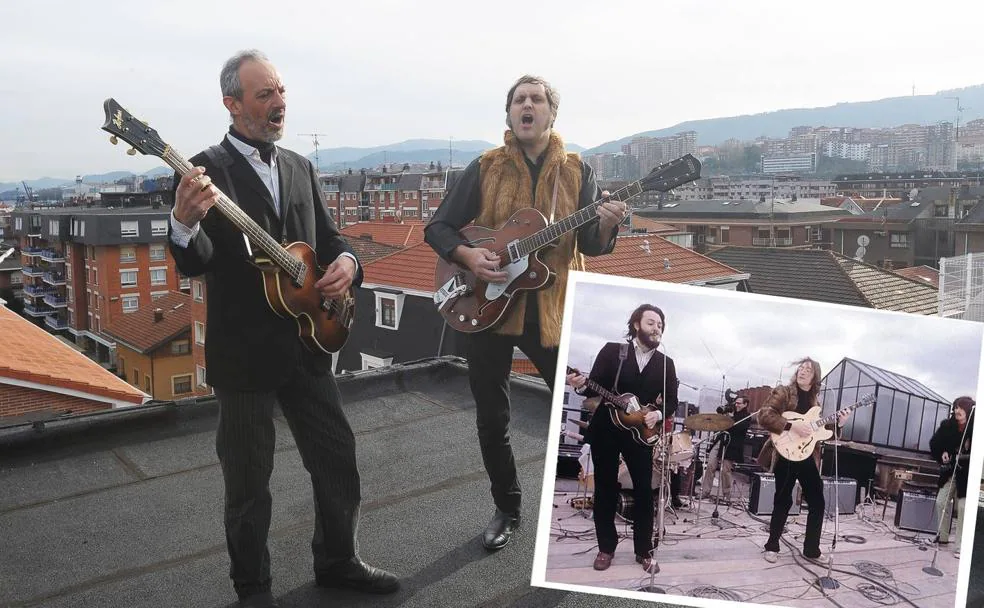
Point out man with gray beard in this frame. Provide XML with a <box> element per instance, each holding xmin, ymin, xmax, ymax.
<box><xmin>168</xmin><ymin>49</ymin><xmax>398</xmax><ymax>608</ymax></box>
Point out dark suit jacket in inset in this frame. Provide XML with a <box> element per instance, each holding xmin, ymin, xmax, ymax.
<box><xmin>168</xmin><ymin>137</ymin><xmax>363</xmax><ymax>391</ymax></box>
<box><xmin>582</xmin><ymin>341</ymin><xmax>679</xmax><ymax>439</ymax></box>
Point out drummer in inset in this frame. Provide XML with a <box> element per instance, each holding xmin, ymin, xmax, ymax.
<box><xmin>566</xmin><ymin>304</ymin><xmax>678</xmax><ymax>574</ymax></box>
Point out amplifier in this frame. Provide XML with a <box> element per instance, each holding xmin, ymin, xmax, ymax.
<box><xmin>802</xmin><ymin>477</ymin><xmax>857</xmax><ymax>516</ymax></box>
<box><xmin>895</xmin><ymin>487</ymin><xmax>949</xmax><ymax>534</ymax></box>
<box><xmin>749</xmin><ymin>472</ymin><xmax>801</xmax><ymax>516</ymax></box>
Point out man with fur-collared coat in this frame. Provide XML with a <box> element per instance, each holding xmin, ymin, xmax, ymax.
<box><xmin>425</xmin><ymin>75</ymin><xmax>625</xmax><ymax>551</ymax></box>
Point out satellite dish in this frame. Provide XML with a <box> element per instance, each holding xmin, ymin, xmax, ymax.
<box><xmin>857</xmin><ymin>235</ymin><xmax>870</xmax><ymax>247</ymax></box>
<box><xmin>855</xmin><ymin>246</ymin><xmax>867</xmax><ymax>259</ymax></box>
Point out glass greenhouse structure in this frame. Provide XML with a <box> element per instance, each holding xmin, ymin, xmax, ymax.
<box><xmin>819</xmin><ymin>357</ymin><xmax>951</xmax><ymax>453</ymax></box>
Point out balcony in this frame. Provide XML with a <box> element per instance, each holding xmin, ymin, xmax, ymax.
<box><xmin>22</xmin><ymin>247</ymin><xmax>43</xmax><ymax>258</ymax></box>
<box><xmin>420</xmin><ymin>180</ymin><xmax>444</xmax><ymax>190</ymax></box>
<box><xmin>23</xmin><ymin>303</ymin><xmax>53</xmax><ymax>317</ymax></box>
<box><xmin>40</xmin><ymin>249</ymin><xmax>65</xmax><ymax>263</ymax></box>
<box><xmin>44</xmin><ymin>315</ymin><xmax>68</xmax><ymax>331</ymax></box>
<box><xmin>42</xmin><ymin>272</ymin><xmax>66</xmax><ymax>286</ymax></box>
<box><xmin>322</xmin><ymin>185</ymin><xmax>340</xmax><ymax>192</ymax></box>
<box><xmin>23</xmin><ymin>285</ymin><xmax>54</xmax><ymax>299</ymax></box>
<box><xmin>366</xmin><ymin>183</ymin><xmax>399</xmax><ymax>191</ymax></box>
<box><xmin>752</xmin><ymin>237</ymin><xmax>794</xmax><ymax>247</ymax></box>
<box><xmin>43</xmin><ymin>294</ymin><xmax>68</xmax><ymax>308</ymax></box>
<box><xmin>21</xmin><ymin>265</ymin><xmax>44</xmax><ymax>277</ymax></box>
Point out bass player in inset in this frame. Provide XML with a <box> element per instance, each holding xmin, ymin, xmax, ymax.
<box><xmin>566</xmin><ymin>304</ymin><xmax>677</xmax><ymax>574</ymax></box>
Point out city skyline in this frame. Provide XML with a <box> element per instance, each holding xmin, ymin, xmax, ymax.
<box><xmin>3</xmin><ymin>0</ymin><xmax>984</xmax><ymax>181</ymax></box>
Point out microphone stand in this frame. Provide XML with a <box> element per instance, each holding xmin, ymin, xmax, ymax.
<box><xmin>639</xmin><ymin>341</ymin><xmax>669</xmax><ymax>594</ymax></box>
<box><xmin>817</xmin><ymin>431</ymin><xmax>841</xmax><ymax>590</ymax></box>
<box><xmin>923</xmin><ymin>404</ymin><xmax>974</xmax><ymax>576</ymax></box>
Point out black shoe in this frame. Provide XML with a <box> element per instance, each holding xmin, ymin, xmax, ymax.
<box><xmin>315</xmin><ymin>557</ymin><xmax>400</xmax><ymax>594</ymax></box>
<box><xmin>239</xmin><ymin>591</ymin><xmax>279</xmax><ymax>608</ymax></box>
<box><xmin>483</xmin><ymin>509</ymin><xmax>521</xmax><ymax>550</ymax></box>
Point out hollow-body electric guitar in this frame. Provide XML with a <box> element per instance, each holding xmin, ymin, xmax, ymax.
<box><xmin>770</xmin><ymin>393</ymin><xmax>876</xmax><ymax>461</ymax></box>
<box><xmin>101</xmin><ymin>98</ymin><xmax>355</xmax><ymax>353</ymax></box>
<box><xmin>433</xmin><ymin>155</ymin><xmax>701</xmax><ymax>333</ymax></box>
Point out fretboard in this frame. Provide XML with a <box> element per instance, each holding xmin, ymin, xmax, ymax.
<box><xmin>514</xmin><ymin>181</ymin><xmax>643</xmax><ymax>258</ymax></box>
<box><xmin>162</xmin><ymin>147</ymin><xmax>300</xmax><ymax>277</ymax></box>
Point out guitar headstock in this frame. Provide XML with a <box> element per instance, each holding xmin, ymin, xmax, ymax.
<box><xmin>639</xmin><ymin>153</ymin><xmax>702</xmax><ymax>193</ymax></box>
<box><xmin>101</xmin><ymin>98</ymin><xmax>169</xmax><ymax>160</ymax></box>
<box><xmin>859</xmin><ymin>393</ymin><xmax>877</xmax><ymax>407</ymax></box>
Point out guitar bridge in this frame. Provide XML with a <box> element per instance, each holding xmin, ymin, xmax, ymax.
<box><xmin>434</xmin><ymin>273</ymin><xmax>470</xmax><ymax>311</ymax></box>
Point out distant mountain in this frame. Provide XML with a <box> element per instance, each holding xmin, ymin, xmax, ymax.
<box><xmin>583</xmin><ymin>84</ymin><xmax>984</xmax><ymax>154</ymax></box>
<box><xmin>310</xmin><ymin>139</ymin><xmax>588</xmax><ymax>171</ymax></box>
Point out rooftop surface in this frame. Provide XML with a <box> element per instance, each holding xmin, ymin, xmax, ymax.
<box><xmin>0</xmin><ymin>358</ymin><xmax>671</xmax><ymax>608</ymax></box>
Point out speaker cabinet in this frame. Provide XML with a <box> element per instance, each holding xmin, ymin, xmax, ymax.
<box><xmin>895</xmin><ymin>487</ymin><xmax>950</xmax><ymax>534</ymax></box>
<box><xmin>749</xmin><ymin>472</ymin><xmax>801</xmax><ymax>516</ymax></box>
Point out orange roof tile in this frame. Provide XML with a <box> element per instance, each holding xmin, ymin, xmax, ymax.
<box><xmin>102</xmin><ymin>292</ymin><xmax>191</xmax><ymax>353</ymax></box>
<box><xmin>342</xmin><ymin>236</ymin><xmax>402</xmax><ymax>264</ymax></box>
<box><xmin>894</xmin><ymin>265</ymin><xmax>940</xmax><ymax>289</ymax></box>
<box><xmin>340</xmin><ymin>221</ymin><xmax>427</xmax><ymax>248</ymax></box>
<box><xmin>0</xmin><ymin>305</ymin><xmax>147</xmax><ymax>405</ymax></box>
<box><xmin>363</xmin><ymin>234</ymin><xmax>744</xmax><ymax>292</ymax></box>
<box><xmin>363</xmin><ymin>242</ymin><xmax>439</xmax><ymax>291</ymax></box>
<box><xmin>585</xmin><ymin>234</ymin><xmax>745</xmax><ymax>283</ymax></box>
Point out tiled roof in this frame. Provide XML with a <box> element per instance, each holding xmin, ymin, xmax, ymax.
<box><xmin>0</xmin><ymin>305</ymin><xmax>147</xmax><ymax>404</ymax></box>
<box><xmin>585</xmin><ymin>234</ymin><xmax>745</xmax><ymax>284</ymax></box>
<box><xmin>397</xmin><ymin>173</ymin><xmax>423</xmax><ymax>190</ymax></box>
<box><xmin>708</xmin><ymin>247</ymin><xmax>938</xmax><ymax>314</ymax></box>
<box><xmin>339</xmin><ymin>221</ymin><xmax>427</xmax><ymax>248</ymax></box>
<box><xmin>363</xmin><ymin>241</ymin><xmax>440</xmax><ymax>291</ymax></box>
<box><xmin>893</xmin><ymin>265</ymin><xmax>940</xmax><ymax>289</ymax></box>
<box><xmin>636</xmin><ymin>198</ymin><xmax>854</xmax><ymax>221</ymax></box>
<box><xmin>834</xmin><ymin>256</ymin><xmax>939</xmax><ymax>314</ymax></box>
<box><xmin>101</xmin><ymin>292</ymin><xmax>191</xmax><ymax>354</ymax></box>
<box><xmin>341</xmin><ymin>236</ymin><xmax>402</xmax><ymax>264</ymax></box>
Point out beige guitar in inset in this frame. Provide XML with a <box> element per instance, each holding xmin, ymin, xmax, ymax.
<box><xmin>770</xmin><ymin>393</ymin><xmax>876</xmax><ymax>461</ymax></box>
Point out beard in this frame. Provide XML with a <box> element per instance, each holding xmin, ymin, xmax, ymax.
<box><xmin>242</xmin><ymin>112</ymin><xmax>284</xmax><ymax>143</ymax></box>
<box><xmin>637</xmin><ymin>331</ymin><xmax>660</xmax><ymax>350</ymax></box>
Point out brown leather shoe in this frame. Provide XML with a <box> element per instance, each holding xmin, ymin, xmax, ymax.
<box><xmin>636</xmin><ymin>554</ymin><xmax>659</xmax><ymax>573</ymax></box>
<box><xmin>593</xmin><ymin>551</ymin><xmax>614</xmax><ymax>571</ymax></box>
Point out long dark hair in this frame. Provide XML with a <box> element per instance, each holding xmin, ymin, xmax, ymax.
<box><xmin>625</xmin><ymin>304</ymin><xmax>665</xmax><ymax>339</ymax></box>
<box><xmin>789</xmin><ymin>357</ymin><xmax>822</xmax><ymax>398</ymax></box>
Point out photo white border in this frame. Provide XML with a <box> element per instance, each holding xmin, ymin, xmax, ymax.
<box><xmin>531</xmin><ymin>269</ymin><xmax>984</xmax><ymax>608</ymax></box>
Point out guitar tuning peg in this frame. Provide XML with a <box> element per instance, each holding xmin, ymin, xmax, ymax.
<box><xmin>127</xmin><ymin>147</ymin><xmax>137</xmax><ymax>156</ymax></box>
<box><xmin>110</xmin><ymin>136</ymin><xmax>118</xmax><ymax>145</ymax></box>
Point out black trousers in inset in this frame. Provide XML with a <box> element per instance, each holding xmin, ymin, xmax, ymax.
<box><xmin>466</xmin><ymin>326</ymin><xmax>557</xmax><ymax>515</ymax></box>
<box><xmin>591</xmin><ymin>411</ymin><xmax>655</xmax><ymax>556</ymax></box>
<box><xmin>765</xmin><ymin>454</ymin><xmax>825</xmax><ymax>558</ymax></box>
<box><xmin>213</xmin><ymin>365</ymin><xmax>360</xmax><ymax>600</ymax></box>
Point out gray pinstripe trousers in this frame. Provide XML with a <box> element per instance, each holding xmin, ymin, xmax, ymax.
<box><xmin>214</xmin><ymin>367</ymin><xmax>360</xmax><ymax>599</ymax></box>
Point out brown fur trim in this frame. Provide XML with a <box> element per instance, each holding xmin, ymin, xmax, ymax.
<box><xmin>476</xmin><ymin>130</ymin><xmax>584</xmax><ymax>347</ymax></box>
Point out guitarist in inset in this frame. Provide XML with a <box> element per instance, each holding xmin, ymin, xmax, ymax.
<box><xmin>168</xmin><ymin>50</ymin><xmax>397</xmax><ymax>607</ymax></box>
<box><xmin>929</xmin><ymin>396</ymin><xmax>974</xmax><ymax>559</ymax></box>
<box><xmin>424</xmin><ymin>75</ymin><xmax>626</xmax><ymax>551</ymax></box>
<box><xmin>566</xmin><ymin>304</ymin><xmax>677</xmax><ymax>574</ymax></box>
<box><xmin>756</xmin><ymin>358</ymin><xmax>850</xmax><ymax>564</ymax></box>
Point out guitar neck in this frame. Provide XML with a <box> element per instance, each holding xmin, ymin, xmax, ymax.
<box><xmin>568</xmin><ymin>367</ymin><xmax>623</xmax><ymax>410</ymax></box>
<box><xmin>515</xmin><ymin>181</ymin><xmax>644</xmax><ymax>258</ymax></box>
<box><xmin>161</xmin><ymin>148</ymin><xmax>299</xmax><ymax>276</ymax></box>
<box><xmin>813</xmin><ymin>399</ymin><xmax>866</xmax><ymax>430</ymax></box>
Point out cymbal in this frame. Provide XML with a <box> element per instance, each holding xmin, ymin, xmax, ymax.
<box><xmin>684</xmin><ymin>413</ymin><xmax>734</xmax><ymax>432</ymax></box>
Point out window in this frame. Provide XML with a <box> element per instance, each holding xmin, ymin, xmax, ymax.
<box><xmin>889</xmin><ymin>232</ymin><xmax>909</xmax><ymax>248</ymax></box>
<box><xmin>120</xmin><ymin>270</ymin><xmax>137</xmax><ymax>287</ymax></box>
<box><xmin>197</xmin><ymin>365</ymin><xmax>207</xmax><ymax>387</ymax></box>
<box><xmin>119</xmin><ymin>357</ymin><xmax>125</xmax><ymax>376</ymax></box>
<box><xmin>179</xmin><ymin>277</ymin><xmax>190</xmax><ymax>290</ymax></box>
<box><xmin>66</xmin><ymin>285</ymin><xmax>72</xmax><ymax>302</ymax></box>
<box><xmin>132</xmin><ymin>368</ymin><xmax>139</xmax><ymax>385</ymax></box>
<box><xmin>720</xmin><ymin>226</ymin><xmax>730</xmax><ymax>244</ymax></box>
<box><xmin>150</xmin><ymin>267</ymin><xmax>167</xmax><ymax>285</ymax></box>
<box><xmin>145</xmin><ymin>375</ymin><xmax>151</xmax><ymax>392</ymax></box>
<box><xmin>151</xmin><ymin>220</ymin><xmax>167</xmax><ymax>236</ymax></box>
<box><xmin>374</xmin><ymin>291</ymin><xmax>405</xmax><ymax>330</ymax></box>
<box><xmin>49</xmin><ymin>220</ymin><xmax>59</xmax><ymax>235</ymax></box>
<box><xmin>120</xmin><ymin>246</ymin><xmax>136</xmax><ymax>263</ymax></box>
<box><xmin>195</xmin><ymin>321</ymin><xmax>205</xmax><ymax>345</ymax></box>
<box><xmin>934</xmin><ymin>205</ymin><xmax>948</xmax><ymax>218</ymax></box>
<box><xmin>15</xmin><ymin>217</ymin><xmax>22</xmax><ymax>230</ymax></box>
<box><xmin>151</xmin><ymin>291</ymin><xmax>168</xmax><ymax>300</ymax></box>
<box><xmin>192</xmin><ymin>280</ymin><xmax>204</xmax><ymax>302</ymax></box>
<box><xmin>122</xmin><ymin>295</ymin><xmax>139</xmax><ymax>313</ymax></box>
<box><xmin>172</xmin><ymin>374</ymin><xmax>193</xmax><ymax>395</ymax></box>
<box><xmin>171</xmin><ymin>339</ymin><xmax>190</xmax><ymax>355</ymax></box>
<box><xmin>121</xmin><ymin>221</ymin><xmax>139</xmax><ymax>237</ymax></box>
<box><xmin>79</xmin><ymin>221</ymin><xmax>85</xmax><ymax>237</ymax></box>
<box><xmin>150</xmin><ymin>244</ymin><xmax>166</xmax><ymax>261</ymax></box>
<box><xmin>66</xmin><ymin>265</ymin><xmax>71</xmax><ymax>280</ymax></box>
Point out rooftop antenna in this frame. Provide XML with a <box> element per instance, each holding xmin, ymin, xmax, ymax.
<box><xmin>299</xmin><ymin>133</ymin><xmax>328</xmax><ymax>173</ymax></box>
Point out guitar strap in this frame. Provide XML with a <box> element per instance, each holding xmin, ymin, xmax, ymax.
<box><xmin>613</xmin><ymin>341</ymin><xmax>629</xmax><ymax>394</ymax></box>
<box><xmin>548</xmin><ymin>165</ymin><xmax>560</xmax><ymax>224</ymax></box>
<box><xmin>204</xmin><ymin>144</ymin><xmax>253</xmax><ymax>258</ymax></box>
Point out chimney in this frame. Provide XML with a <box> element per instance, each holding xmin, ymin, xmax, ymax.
<box><xmin>153</xmin><ymin>308</ymin><xmax>164</xmax><ymax>323</ymax></box>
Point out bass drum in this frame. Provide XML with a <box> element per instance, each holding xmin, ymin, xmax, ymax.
<box><xmin>615</xmin><ymin>491</ymin><xmax>635</xmax><ymax>523</ymax></box>
<box><xmin>617</xmin><ymin>455</ymin><xmax>664</xmax><ymax>490</ymax></box>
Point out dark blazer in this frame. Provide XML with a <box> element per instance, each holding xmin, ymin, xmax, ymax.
<box><xmin>581</xmin><ymin>341</ymin><xmax>678</xmax><ymax>438</ymax></box>
<box><xmin>711</xmin><ymin>408</ymin><xmax>751</xmax><ymax>462</ymax></box>
<box><xmin>168</xmin><ymin>137</ymin><xmax>363</xmax><ymax>391</ymax></box>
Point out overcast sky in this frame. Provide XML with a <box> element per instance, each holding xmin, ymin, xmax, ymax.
<box><xmin>3</xmin><ymin>0</ymin><xmax>983</xmax><ymax>181</ymax></box>
<box><xmin>563</xmin><ymin>277</ymin><xmax>984</xmax><ymax>409</ymax></box>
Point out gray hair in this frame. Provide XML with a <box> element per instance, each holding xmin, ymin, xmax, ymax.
<box><xmin>220</xmin><ymin>49</ymin><xmax>269</xmax><ymax>99</ymax></box>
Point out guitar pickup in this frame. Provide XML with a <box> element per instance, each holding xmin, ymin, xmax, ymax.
<box><xmin>434</xmin><ymin>274</ymin><xmax>470</xmax><ymax>310</ymax></box>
